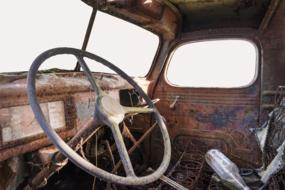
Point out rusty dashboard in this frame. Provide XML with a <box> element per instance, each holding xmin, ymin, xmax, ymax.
<box><xmin>0</xmin><ymin>72</ymin><xmax>133</xmax><ymax>161</ymax></box>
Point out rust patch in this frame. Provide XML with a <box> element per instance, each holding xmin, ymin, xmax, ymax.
<box><xmin>82</xmin><ymin>0</ymin><xmax>179</xmax><ymax>40</ymax></box>
<box><xmin>0</xmin><ymin>72</ymin><xmax>132</xmax><ymax>161</ymax></box>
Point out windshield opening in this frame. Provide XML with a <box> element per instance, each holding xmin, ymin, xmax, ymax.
<box><xmin>0</xmin><ymin>0</ymin><xmax>159</xmax><ymax>77</ymax></box>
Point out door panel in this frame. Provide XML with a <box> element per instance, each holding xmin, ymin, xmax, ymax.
<box><xmin>151</xmin><ymin>37</ymin><xmax>262</xmax><ymax>170</ymax></box>
<box><xmin>153</xmin><ymin>80</ymin><xmax>261</xmax><ymax>165</ymax></box>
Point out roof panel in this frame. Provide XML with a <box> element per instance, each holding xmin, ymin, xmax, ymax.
<box><xmin>169</xmin><ymin>0</ymin><xmax>271</xmax><ymax>31</ymax></box>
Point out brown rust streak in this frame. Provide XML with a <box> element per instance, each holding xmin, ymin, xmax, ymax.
<box><xmin>86</xmin><ymin>0</ymin><xmax>179</xmax><ymax>40</ymax></box>
<box><xmin>0</xmin><ymin>129</ymin><xmax>75</xmax><ymax>162</ymax></box>
<box><xmin>0</xmin><ymin>72</ymin><xmax>132</xmax><ymax>161</ymax></box>
<box><xmin>152</xmin><ymin>28</ymin><xmax>262</xmax><ymax>168</ymax></box>
<box><xmin>0</xmin><ymin>72</ymin><xmax>131</xmax><ymax>103</ymax></box>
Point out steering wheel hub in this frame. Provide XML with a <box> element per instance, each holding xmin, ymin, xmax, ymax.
<box><xmin>27</xmin><ymin>47</ymin><xmax>171</xmax><ymax>186</ymax></box>
<box><xmin>100</xmin><ymin>95</ymin><xmax>125</xmax><ymax>124</ymax></box>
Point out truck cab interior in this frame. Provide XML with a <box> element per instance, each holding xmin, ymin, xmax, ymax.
<box><xmin>1</xmin><ymin>0</ymin><xmax>285</xmax><ymax>189</ymax></box>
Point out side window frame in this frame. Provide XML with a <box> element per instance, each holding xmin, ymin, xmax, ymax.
<box><xmin>164</xmin><ymin>38</ymin><xmax>259</xmax><ymax>89</ymax></box>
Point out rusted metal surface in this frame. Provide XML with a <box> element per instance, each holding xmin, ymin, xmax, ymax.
<box><xmin>153</xmin><ymin>84</ymin><xmax>262</xmax><ymax>167</ymax></box>
<box><xmin>82</xmin><ymin>0</ymin><xmax>271</xmax><ymax>34</ymax></box>
<box><xmin>1</xmin><ymin>0</ymin><xmax>285</xmax><ymax>188</ymax></box>
<box><xmin>82</xmin><ymin>0</ymin><xmax>180</xmax><ymax>40</ymax></box>
<box><xmin>0</xmin><ymin>130</ymin><xmax>76</xmax><ymax>162</ymax></box>
<box><xmin>147</xmin><ymin>2</ymin><xmax>285</xmax><ymax>187</ymax></box>
<box><xmin>0</xmin><ymin>72</ymin><xmax>132</xmax><ymax>161</ymax></box>
<box><xmin>169</xmin><ymin>0</ymin><xmax>270</xmax><ymax>31</ymax></box>
<box><xmin>0</xmin><ymin>72</ymin><xmax>131</xmax><ymax>102</ymax></box>
<box><xmin>151</xmin><ymin>28</ymin><xmax>263</xmax><ymax>168</ymax></box>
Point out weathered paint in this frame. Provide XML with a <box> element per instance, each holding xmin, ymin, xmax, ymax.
<box><xmin>0</xmin><ymin>72</ymin><xmax>131</xmax><ymax>161</ymax></box>
<box><xmin>151</xmin><ymin>28</ymin><xmax>262</xmax><ymax>168</ymax></box>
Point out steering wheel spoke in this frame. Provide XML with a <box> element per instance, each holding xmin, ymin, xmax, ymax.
<box><xmin>76</xmin><ymin>56</ymin><xmax>103</xmax><ymax>96</ymax></box>
<box><xmin>109</xmin><ymin>122</ymin><xmax>136</xmax><ymax>177</ymax></box>
<box><xmin>27</xmin><ymin>47</ymin><xmax>171</xmax><ymax>186</ymax></box>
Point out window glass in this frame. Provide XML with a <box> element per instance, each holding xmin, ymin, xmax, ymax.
<box><xmin>166</xmin><ymin>40</ymin><xmax>258</xmax><ymax>88</ymax></box>
<box><xmin>0</xmin><ymin>0</ymin><xmax>91</xmax><ymax>72</ymax></box>
<box><xmin>0</xmin><ymin>1</ymin><xmax>159</xmax><ymax>77</ymax></box>
<box><xmin>86</xmin><ymin>11</ymin><xmax>159</xmax><ymax>77</ymax></box>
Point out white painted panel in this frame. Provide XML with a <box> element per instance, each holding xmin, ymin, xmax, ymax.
<box><xmin>0</xmin><ymin>101</ymin><xmax>66</xmax><ymax>143</ymax></box>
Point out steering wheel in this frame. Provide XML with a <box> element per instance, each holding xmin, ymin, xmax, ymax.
<box><xmin>27</xmin><ymin>47</ymin><xmax>171</xmax><ymax>186</ymax></box>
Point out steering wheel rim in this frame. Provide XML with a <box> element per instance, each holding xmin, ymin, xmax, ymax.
<box><xmin>27</xmin><ymin>47</ymin><xmax>171</xmax><ymax>186</ymax></box>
